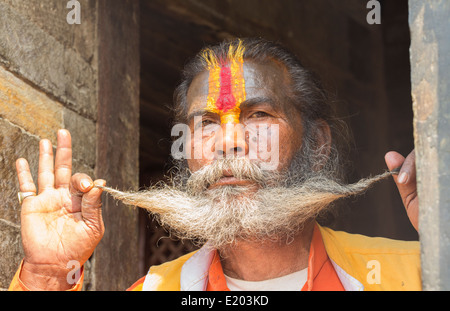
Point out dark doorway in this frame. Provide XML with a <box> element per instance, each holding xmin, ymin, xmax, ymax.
<box><xmin>138</xmin><ymin>0</ymin><xmax>417</xmax><ymax>276</ymax></box>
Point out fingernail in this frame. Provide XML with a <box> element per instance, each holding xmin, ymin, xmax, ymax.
<box><xmin>81</xmin><ymin>179</ymin><xmax>92</xmax><ymax>190</ymax></box>
<box><xmin>398</xmin><ymin>172</ymin><xmax>408</xmax><ymax>184</ymax></box>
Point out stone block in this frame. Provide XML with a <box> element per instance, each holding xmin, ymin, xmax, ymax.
<box><xmin>0</xmin><ymin>119</ymin><xmax>31</xmax><ymax>289</ymax></box>
<box><xmin>0</xmin><ymin>219</ymin><xmax>23</xmax><ymax>290</ymax></box>
<box><xmin>1</xmin><ymin>0</ymin><xmax>97</xmax><ymax>66</ymax></box>
<box><xmin>0</xmin><ymin>2</ymin><xmax>97</xmax><ymax>121</ymax></box>
<box><xmin>63</xmin><ymin>108</ymin><xmax>96</xmax><ymax>169</ymax></box>
<box><xmin>0</xmin><ymin>65</ymin><xmax>63</xmax><ymax>144</ymax></box>
<box><xmin>0</xmin><ymin>118</ymin><xmax>39</xmax><ymax>225</ymax></box>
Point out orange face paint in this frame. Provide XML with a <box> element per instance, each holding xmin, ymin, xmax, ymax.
<box><xmin>203</xmin><ymin>41</ymin><xmax>246</xmax><ymax>124</ymax></box>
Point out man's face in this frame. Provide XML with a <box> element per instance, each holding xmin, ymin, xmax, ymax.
<box><xmin>185</xmin><ymin>59</ymin><xmax>304</xmax><ymax>189</ymax></box>
<box><xmin>107</xmin><ymin>57</ymin><xmax>358</xmax><ymax>249</ymax></box>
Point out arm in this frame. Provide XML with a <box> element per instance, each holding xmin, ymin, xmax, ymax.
<box><xmin>8</xmin><ymin>260</ymin><xmax>84</xmax><ymax>291</ymax></box>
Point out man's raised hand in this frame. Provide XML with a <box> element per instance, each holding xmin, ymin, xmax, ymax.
<box><xmin>15</xmin><ymin>129</ymin><xmax>105</xmax><ymax>290</ymax></box>
<box><xmin>385</xmin><ymin>149</ymin><xmax>418</xmax><ymax>232</ymax></box>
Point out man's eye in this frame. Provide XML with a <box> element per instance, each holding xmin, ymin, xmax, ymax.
<box><xmin>250</xmin><ymin>111</ymin><xmax>270</xmax><ymax>118</ymax></box>
<box><xmin>201</xmin><ymin>119</ymin><xmax>215</xmax><ymax>126</ymax></box>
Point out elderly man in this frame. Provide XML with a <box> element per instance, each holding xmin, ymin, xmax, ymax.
<box><xmin>9</xmin><ymin>38</ymin><xmax>420</xmax><ymax>291</ymax></box>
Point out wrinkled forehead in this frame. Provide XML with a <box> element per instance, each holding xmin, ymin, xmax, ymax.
<box><xmin>186</xmin><ymin>60</ymin><xmax>292</xmax><ymax>116</ymax></box>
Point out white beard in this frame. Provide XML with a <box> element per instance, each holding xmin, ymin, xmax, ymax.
<box><xmin>99</xmin><ymin>157</ymin><xmax>393</xmax><ymax>250</ymax></box>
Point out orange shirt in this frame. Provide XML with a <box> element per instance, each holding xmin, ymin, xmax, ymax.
<box><xmin>8</xmin><ymin>260</ymin><xmax>84</xmax><ymax>291</ymax></box>
<box><xmin>206</xmin><ymin>224</ymin><xmax>345</xmax><ymax>291</ymax></box>
<box><xmin>127</xmin><ymin>275</ymin><xmax>146</xmax><ymax>291</ymax></box>
<box><xmin>10</xmin><ymin>224</ymin><xmax>344</xmax><ymax>291</ymax></box>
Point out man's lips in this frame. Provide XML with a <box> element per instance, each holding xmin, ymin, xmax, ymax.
<box><xmin>211</xmin><ymin>176</ymin><xmax>254</xmax><ymax>188</ymax></box>
<box><xmin>208</xmin><ymin>170</ymin><xmax>254</xmax><ymax>189</ymax></box>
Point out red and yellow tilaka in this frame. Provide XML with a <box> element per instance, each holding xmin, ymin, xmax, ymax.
<box><xmin>202</xmin><ymin>41</ymin><xmax>246</xmax><ymax>124</ymax></box>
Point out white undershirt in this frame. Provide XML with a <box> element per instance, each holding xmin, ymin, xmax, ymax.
<box><xmin>224</xmin><ymin>268</ymin><xmax>308</xmax><ymax>291</ymax></box>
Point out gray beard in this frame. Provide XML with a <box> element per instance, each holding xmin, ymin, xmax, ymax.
<box><xmin>99</xmin><ymin>156</ymin><xmax>394</xmax><ymax>251</ymax></box>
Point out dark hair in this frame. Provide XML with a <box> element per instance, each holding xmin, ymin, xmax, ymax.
<box><xmin>173</xmin><ymin>37</ymin><xmax>351</xmax><ymax>182</ymax></box>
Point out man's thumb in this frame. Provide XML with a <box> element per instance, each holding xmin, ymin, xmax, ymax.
<box><xmin>81</xmin><ymin>179</ymin><xmax>105</xmax><ymax>233</ymax></box>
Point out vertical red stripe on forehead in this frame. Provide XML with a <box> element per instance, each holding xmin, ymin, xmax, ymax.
<box><xmin>203</xmin><ymin>40</ymin><xmax>245</xmax><ymax>123</ymax></box>
<box><xmin>215</xmin><ymin>66</ymin><xmax>236</xmax><ymax>113</ymax></box>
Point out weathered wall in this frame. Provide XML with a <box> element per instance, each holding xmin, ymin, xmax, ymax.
<box><xmin>0</xmin><ymin>0</ymin><xmax>97</xmax><ymax>290</ymax></box>
<box><xmin>409</xmin><ymin>0</ymin><xmax>450</xmax><ymax>291</ymax></box>
<box><xmin>0</xmin><ymin>0</ymin><xmax>140</xmax><ymax>290</ymax></box>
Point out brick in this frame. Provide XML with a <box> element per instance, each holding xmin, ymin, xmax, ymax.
<box><xmin>63</xmin><ymin>108</ymin><xmax>96</xmax><ymax>168</ymax></box>
<box><xmin>0</xmin><ymin>0</ymin><xmax>101</xmax><ymax>291</ymax></box>
<box><xmin>1</xmin><ymin>0</ymin><xmax>97</xmax><ymax>66</ymax></box>
<box><xmin>0</xmin><ymin>2</ymin><xmax>97</xmax><ymax>120</ymax></box>
<box><xmin>0</xmin><ymin>66</ymin><xmax>63</xmax><ymax>144</ymax></box>
<box><xmin>0</xmin><ymin>219</ymin><xmax>23</xmax><ymax>289</ymax></box>
<box><xmin>0</xmin><ymin>118</ymin><xmax>39</xmax><ymax>224</ymax></box>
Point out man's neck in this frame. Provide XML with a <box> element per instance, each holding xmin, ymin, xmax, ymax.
<box><xmin>218</xmin><ymin>221</ymin><xmax>315</xmax><ymax>281</ymax></box>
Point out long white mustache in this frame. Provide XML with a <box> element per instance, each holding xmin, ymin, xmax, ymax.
<box><xmin>97</xmin><ymin>158</ymin><xmax>395</xmax><ymax>249</ymax></box>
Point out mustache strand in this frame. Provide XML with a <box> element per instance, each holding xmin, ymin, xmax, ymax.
<box><xmin>96</xmin><ymin>170</ymin><xmax>395</xmax><ymax>210</ymax></box>
<box><xmin>94</xmin><ymin>160</ymin><xmax>396</xmax><ymax>250</ymax></box>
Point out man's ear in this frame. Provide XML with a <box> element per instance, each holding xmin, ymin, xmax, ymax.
<box><xmin>316</xmin><ymin>119</ymin><xmax>332</xmax><ymax>151</ymax></box>
<box><xmin>312</xmin><ymin>119</ymin><xmax>332</xmax><ymax>169</ymax></box>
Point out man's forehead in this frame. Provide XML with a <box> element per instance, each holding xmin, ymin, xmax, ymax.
<box><xmin>186</xmin><ymin>60</ymin><xmax>290</xmax><ymax>116</ymax></box>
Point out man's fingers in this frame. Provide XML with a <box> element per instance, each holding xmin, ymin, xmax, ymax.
<box><xmin>81</xmin><ymin>179</ymin><xmax>106</xmax><ymax>234</ymax></box>
<box><xmin>82</xmin><ymin>179</ymin><xmax>105</xmax><ymax>210</ymax></box>
<box><xmin>54</xmin><ymin>129</ymin><xmax>72</xmax><ymax>189</ymax></box>
<box><xmin>16</xmin><ymin>158</ymin><xmax>37</xmax><ymax>193</ymax></box>
<box><xmin>69</xmin><ymin>173</ymin><xmax>94</xmax><ymax>213</ymax></box>
<box><xmin>398</xmin><ymin>150</ymin><xmax>416</xmax><ymax>185</ymax></box>
<box><xmin>385</xmin><ymin>150</ymin><xmax>416</xmax><ymax>185</ymax></box>
<box><xmin>37</xmin><ymin>139</ymin><xmax>55</xmax><ymax>193</ymax></box>
<box><xmin>385</xmin><ymin>151</ymin><xmax>405</xmax><ymax>180</ymax></box>
<box><xmin>385</xmin><ymin>150</ymin><xmax>418</xmax><ymax>208</ymax></box>
<box><xmin>69</xmin><ymin>173</ymin><xmax>94</xmax><ymax>196</ymax></box>
<box><xmin>69</xmin><ymin>176</ymin><xmax>105</xmax><ymax>232</ymax></box>
<box><xmin>385</xmin><ymin>150</ymin><xmax>419</xmax><ymax>231</ymax></box>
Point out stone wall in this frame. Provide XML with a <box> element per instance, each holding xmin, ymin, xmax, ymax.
<box><xmin>409</xmin><ymin>0</ymin><xmax>450</xmax><ymax>291</ymax></box>
<box><xmin>0</xmin><ymin>0</ymin><xmax>140</xmax><ymax>290</ymax></box>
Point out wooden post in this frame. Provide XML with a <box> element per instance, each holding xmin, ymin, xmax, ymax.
<box><xmin>409</xmin><ymin>0</ymin><xmax>450</xmax><ymax>290</ymax></box>
<box><xmin>94</xmin><ymin>0</ymin><xmax>140</xmax><ymax>290</ymax></box>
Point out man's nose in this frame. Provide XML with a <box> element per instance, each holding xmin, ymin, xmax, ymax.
<box><xmin>215</xmin><ymin>123</ymin><xmax>248</xmax><ymax>158</ymax></box>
